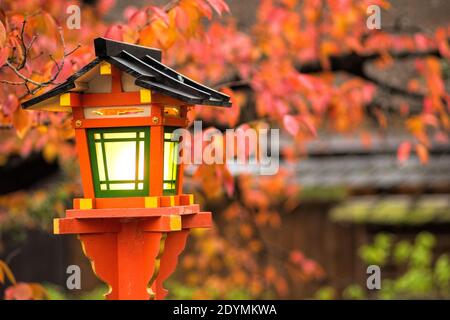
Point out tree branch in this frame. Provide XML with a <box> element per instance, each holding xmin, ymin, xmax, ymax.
<box><xmin>1</xmin><ymin>16</ymin><xmax>81</xmax><ymax>99</ymax></box>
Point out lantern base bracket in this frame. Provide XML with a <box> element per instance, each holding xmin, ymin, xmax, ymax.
<box><xmin>55</xmin><ymin>205</ymin><xmax>211</xmax><ymax>300</ymax></box>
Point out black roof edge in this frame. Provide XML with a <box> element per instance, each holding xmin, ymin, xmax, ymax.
<box><xmin>94</xmin><ymin>38</ymin><xmax>162</xmax><ymax>62</ymax></box>
<box><xmin>114</xmin><ymin>51</ymin><xmax>213</xmax><ymax>99</ymax></box>
<box><xmin>21</xmin><ymin>58</ymin><xmax>102</xmax><ymax>109</ymax></box>
<box><xmin>21</xmin><ymin>82</ymin><xmax>76</xmax><ymax>108</ymax></box>
<box><xmin>135</xmin><ymin>78</ymin><xmax>205</xmax><ymax>104</ymax></box>
<box><xmin>141</xmin><ymin>54</ymin><xmax>230</xmax><ymax>101</ymax></box>
<box><xmin>136</xmin><ymin>77</ymin><xmax>231</xmax><ymax>107</ymax></box>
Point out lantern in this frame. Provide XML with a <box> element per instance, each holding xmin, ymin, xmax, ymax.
<box><xmin>21</xmin><ymin>38</ymin><xmax>231</xmax><ymax>300</ymax></box>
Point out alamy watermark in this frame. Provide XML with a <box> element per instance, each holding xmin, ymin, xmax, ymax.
<box><xmin>172</xmin><ymin>121</ymin><xmax>280</xmax><ymax>176</ymax></box>
<box><xmin>66</xmin><ymin>264</ymin><xmax>81</xmax><ymax>290</ymax></box>
<box><xmin>66</xmin><ymin>5</ymin><xmax>81</xmax><ymax>30</ymax></box>
<box><xmin>366</xmin><ymin>265</ymin><xmax>381</xmax><ymax>290</ymax></box>
<box><xmin>366</xmin><ymin>5</ymin><xmax>381</xmax><ymax>30</ymax></box>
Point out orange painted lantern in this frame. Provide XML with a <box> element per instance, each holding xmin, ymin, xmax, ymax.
<box><xmin>21</xmin><ymin>38</ymin><xmax>231</xmax><ymax>300</ymax></box>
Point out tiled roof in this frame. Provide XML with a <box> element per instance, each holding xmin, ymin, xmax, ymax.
<box><xmin>22</xmin><ymin>38</ymin><xmax>231</xmax><ymax>109</ymax></box>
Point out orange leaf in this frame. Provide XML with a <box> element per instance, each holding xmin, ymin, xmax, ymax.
<box><xmin>0</xmin><ymin>20</ymin><xmax>6</xmax><ymax>47</ymax></box>
<box><xmin>415</xmin><ymin>143</ymin><xmax>429</xmax><ymax>165</ymax></box>
<box><xmin>29</xmin><ymin>283</ymin><xmax>48</xmax><ymax>300</ymax></box>
<box><xmin>12</xmin><ymin>107</ymin><xmax>31</xmax><ymax>138</ymax></box>
<box><xmin>0</xmin><ymin>46</ymin><xmax>9</xmax><ymax>65</ymax></box>
<box><xmin>139</xmin><ymin>25</ymin><xmax>156</xmax><ymax>47</ymax></box>
<box><xmin>281</xmin><ymin>0</ymin><xmax>298</xmax><ymax>9</ymax></box>
<box><xmin>299</xmin><ymin>115</ymin><xmax>317</xmax><ymax>137</ymax></box>
<box><xmin>0</xmin><ymin>260</ymin><xmax>16</xmax><ymax>285</ymax></box>
<box><xmin>220</xmin><ymin>87</ymin><xmax>242</xmax><ymax>127</ymax></box>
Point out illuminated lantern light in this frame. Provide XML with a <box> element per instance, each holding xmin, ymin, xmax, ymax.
<box><xmin>21</xmin><ymin>38</ymin><xmax>231</xmax><ymax>300</ymax></box>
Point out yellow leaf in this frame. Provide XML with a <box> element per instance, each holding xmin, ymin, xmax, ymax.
<box><xmin>0</xmin><ymin>154</ymin><xmax>7</xmax><ymax>167</ymax></box>
<box><xmin>43</xmin><ymin>143</ymin><xmax>58</xmax><ymax>163</ymax></box>
<box><xmin>0</xmin><ymin>260</ymin><xmax>16</xmax><ymax>285</ymax></box>
<box><xmin>29</xmin><ymin>283</ymin><xmax>48</xmax><ymax>300</ymax></box>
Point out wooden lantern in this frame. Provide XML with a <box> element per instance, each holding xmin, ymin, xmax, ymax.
<box><xmin>21</xmin><ymin>38</ymin><xmax>231</xmax><ymax>300</ymax></box>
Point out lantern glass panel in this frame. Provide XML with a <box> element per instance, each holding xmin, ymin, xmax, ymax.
<box><xmin>88</xmin><ymin>127</ymin><xmax>150</xmax><ymax>197</ymax></box>
<box><xmin>163</xmin><ymin>128</ymin><xmax>179</xmax><ymax>195</ymax></box>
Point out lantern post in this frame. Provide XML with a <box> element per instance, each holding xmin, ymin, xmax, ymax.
<box><xmin>21</xmin><ymin>38</ymin><xmax>231</xmax><ymax>300</ymax></box>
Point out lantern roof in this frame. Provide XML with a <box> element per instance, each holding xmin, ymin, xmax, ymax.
<box><xmin>22</xmin><ymin>37</ymin><xmax>231</xmax><ymax>109</ymax></box>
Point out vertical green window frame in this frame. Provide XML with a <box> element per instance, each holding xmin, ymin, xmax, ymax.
<box><xmin>163</xmin><ymin>127</ymin><xmax>180</xmax><ymax>196</ymax></box>
<box><xmin>87</xmin><ymin>126</ymin><xmax>150</xmax><ymax>198</ymax></box>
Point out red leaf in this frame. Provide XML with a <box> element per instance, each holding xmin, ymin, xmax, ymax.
<box><xmin>289</xmin><ymin>250</ymin><xmax>305</xmax><ymax>265</ymax></box>
<box><xmin>434</xmin><ymin>131</ymin><xmax>449</xmax><ymax>144</ymax></box>
<box><xmin>127</xmin><ymin>9</ymin><xmax>148</xmax><ymax>27</ymax></box>
<box><xmin>223</xmin><ymin>167</ymin><xmax>234</xmax><ymax>197</ymax></box>
<box><xmin>5</xmin><ymin>283</ymin><xmax>33</xmax><ymax>300</ymax></box>
<box><xmin>97</xmin><ymin>0</ymin><xmax>116</xmax><ymax>16</ymax></box>
<box><xmin>150</xmin><ymin>6</ymin><xmax>170</xmax><ymax>26</ymax></box>
<box><xmin>206</xmin><ymin>0</ymin><xmax>230</xmax><ymax>16</ymax></box>
<box><xmin>104</xmin><ymin>24</ymin><xmax>123</xmax><ymax>41</ymax></box>
<box><xmin>283</xmin><ymin>114</ymin><xmax>299</xmax><ymax>136</ymax></box>
<box><xmin>414</xmin><ymin>34</ymin><xmax>428</xmax><ymax>50</ymax></box>
<box><xmin>397</xmin><ymin>141</ymin><xmax>411</xmax><ymax>164</ymax></box>
<box><xmin>297</xmin><ymin>74</ymin><xmax>314</xmax><ymax>91</ymax></box>
<box><xmin>195</xmin><ymin>0</ymin><xmax>213</xmax><ymax>19</ymax></box>
<box><xmin>174</xmin><ymin>6</ymin><xmax>189</xmax><ymax>32</ymax></box>
<box><xmin>0</xmin><ymin>46</ymin><xmax>9</xmax><ymax>65</ymax></box>
<box><xmin>124</xmin><ymin>6</ymin><xmax>138</xmax><ymax>20</ymax></box>
<box><xmin>3</xmin><ymin>94</ymin><xmax>19</xmax><ymax>116</ymax></box>
<box><xmin>362</xmin><ymin>84</ymin><xmax>376</xmax><ymax>103</ymax></box>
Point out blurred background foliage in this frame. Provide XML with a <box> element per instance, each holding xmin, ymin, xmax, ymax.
<box><xmin>315</xmin><ymin>232</ymin><xmax>450</xmax><ymax>299</ymax></box>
